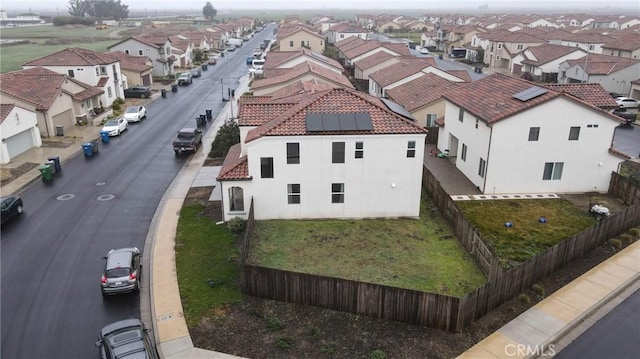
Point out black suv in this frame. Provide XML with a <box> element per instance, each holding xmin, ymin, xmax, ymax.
<box><xmin>100</xmin><ymin>247</ymin><xmax>141</xmax><ymax>296</ymax></box>
<box><xmin>95</xmin><ymin>319</ymin><xmax>158</xmax><ymax>359</ymax></box>
<box><xmin>123</xmin><ymin>86</ymin><xmax>152</xmax><ymax>99</ymax></box>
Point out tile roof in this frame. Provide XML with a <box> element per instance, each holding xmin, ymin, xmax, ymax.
<box><xmin>564</xmin><ymin>53</ymin><xmax>640</xmax><ymax>75</ymax></box>
<box><xmin>544</xmin><ymin>83</ymin><xmax>618</xmax><ymax>109</ymax></box>
<box><xmin>327</xmin><ymin>23</ymin><xmax>367</xmax><ymax>33</ymax></box>
<box><xmin>0</xmin><ymin>67</ymin><xmax>66</xmax><ymax>110</ymax></box>
<box><xmin>442</xmin><ymin>73</ymin><xmax>624</xmax><ymax>125</ymax></box>
<box><xmin>353</xmin><ymin>51</ymin><xmax>397</xmax><ymax>70</ymax></box>
<box><xmin>381</xmin><ymin>42</ymin><xmax>411</xmax><ymax>56</ymax></box>
<box><xmin>278</xmin><ymin>25</ymin><xmax>325</xmax><ymax>40</ymax></box>
<box><xmin>602</xmin><ymin>32</ymin><xmax>640</xmax><ymax>51</ymax></box>
<box><xmin>73</xmin><ymin>86</ymin><xmax>104</xmax><ymax>102</ymax></box>
<box><xmin>0</xmin><ymin>104</ymin><xmax>16</xmax><ymax>124</ymax></box>
<box><xmin>369</xmin><ymin>57</ymin><xmax>437</xmax><ymax>87</ymax></box>
<box><xmin>265</xmin><ymin>48</ymin><xmax>343</xmax><ymax>71</ymax></box>
<box><xmin>131</xmin><ymin>34</ymin><xmax>170</xmax><ymax>48</ymax></box>
<box><xmin>96</xmin><ymin>77</ymin><xmax>109</xmax><ymax>87</ymax></box>
<box><xmin>23</xmin><ymin>47</ymin><xmax>119</xmax><ymax>67</ymax></box>
<box><xmin>251</xmin><ymin>61</ymin><xmax>353</xmax><ymax>91</ymax></box>
<box><xmin>109</xmin><ymin>51</ymin><xmax>153</xmax><ymax>72</ymax></box>
<box><xmin>245</xmin><ymin>87</ymin><xmax>427</xmax><ymax>143</ymax></box>
<box><xmin>561</xmin><ymin>31</ymin><xmax>616</xmax><ymax>44</ymax></box>
<box><xmin>335</xmin><ymin>36</ymin><xmax>368</xmax><ymax>52</ymax></box>
<box><xmin>520</xmin><ymin>44</ymin><xmax>586</xmax><ymax>66</ymax></box>
<box><xmin>386</xmin><ymin>73</ymin><xmax>460</xmax><ymax>112</ymax></box>
<box><xmin>217</xmin><ymin>143</ymin><xmax>250</xmax><ymax>181</ymax></box>
<box><xmin>446</xmin><ymin>70</ymin><xmax>472</xmax><ymax>83</ymax></box>
<box><xmin>343</xmin><ymin>41</ymin><xmax>384</xmax><ymax>59</ymax></box>
<box><xmin>266</xmin><ymin>79</ymin><xmax>336</xmax><ymax>102</ymax></box>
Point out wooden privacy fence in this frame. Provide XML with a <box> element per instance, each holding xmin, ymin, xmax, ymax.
<box><xmin>609</xmin><ymin>171</ymin><xmax>640</xmax><ymax>205</ymax></box>
<box><xmin>236</xmin><ymin>168</ymin><xmax>640</xmax><ymax>332</ymax></box>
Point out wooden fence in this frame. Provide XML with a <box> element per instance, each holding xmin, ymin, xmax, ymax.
<box><xmin>609</xmin><ymin>171</ymin><xmax>640</xmax><ymax>205</ymax></box>
<box><xmin>237</xmin><ymin>168</ymin><xmax>640</xmax><ymax>332</ymax></box>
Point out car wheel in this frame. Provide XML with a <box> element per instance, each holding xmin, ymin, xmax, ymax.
<box><xmin>174</xmin><ymin>149</ymin><xmax>179</xmax><ymax>155</ymax></box>
<box><xmin>101</xmin><ymin>290</ymin><xmax>107</xmax><ymax>297</ymax></box>
<box><xmin>141</xmin><ymin>94</ymin><xmax>147</xmax><ymax>99</ymax></box>
<box><xmin>16</xmin><ymin>205</ymin><xmax>23</xmax><ymax>214</ymax></box>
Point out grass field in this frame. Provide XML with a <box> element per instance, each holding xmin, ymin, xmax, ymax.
<box><xmin>456</xmin><ymin>199</ymin><xmax>597</xmax><ymax>267</ymax></box>
<box><xmin>248</xmin><ymin>193</ymin><xmax>487</xmax><ymax>297</ymax></box>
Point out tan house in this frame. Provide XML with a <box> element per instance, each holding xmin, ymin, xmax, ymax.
<box><xmin>482</xmin><ymin>31</ymin><xmax>545</xmax><ymax>70</ymax></box>
<box><xmin>109</xmin><ymin>51</ymin><xmax>154</xmax><ymax>86</ymax></box>
<box><xmin>277</xmin><ymin>25</ymin><xmax>326</xmax><ymax>53</ymax></box>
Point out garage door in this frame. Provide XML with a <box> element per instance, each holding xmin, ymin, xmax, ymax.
<box><xmin>142</xmin><ymin>73</ymin><xmax>151</xmax><ymax>86</ymax></box>
<box><xmin>6</xmin><ymin>128</ymin><xmax>35</xmax><ymax>158</ymax></box>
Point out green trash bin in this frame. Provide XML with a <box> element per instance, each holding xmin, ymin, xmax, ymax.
<box><xmin>39</xmin><ymin>163</ymin><xmax>53</xmax><ymax>182</ymax></box>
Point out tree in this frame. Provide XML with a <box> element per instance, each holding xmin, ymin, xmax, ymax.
<box><xmin>67</xmin><ymin>0</ymin><xmax>129</xmax><ymax>21</ymax></box>
<box><xmin>209</xmin><ymin>120</ymin><xmax>239</xmax><ymax>158</ymax></box>
<box><xmin>202</xmin><ymin>1</ymin><xmax>217</xmax><ymax>21</ymax></box>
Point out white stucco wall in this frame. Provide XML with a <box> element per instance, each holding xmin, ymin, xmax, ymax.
<box><xmin>0</xmin><ymin>106</ymin><xmax>41</xmax><ymax>164</ymax></box>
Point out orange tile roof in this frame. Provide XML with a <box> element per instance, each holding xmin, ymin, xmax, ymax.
<box><xmin>265</xmin><ymin>49</ymin><xmax>343</xmax><ymax>71</ymax></box>
<box><xmin>109</xmin><ymin>51</ymin><xmax>153</xmax><ymax>72</ymax></box>
<box><xmin>252</xmin><ymin>61</ymin><xmax>353</xmax><ymax>91</ymax></box>
<box><xmin>564</xmin><ymin>53</ymin><xmax>639</xmax><ymax>75</ymax></box>
<box><xmin>353</xmin><ymin>51</ymin><xmax>396</xmax><ymax>70</ymax></box>
<box><xmin>544</xmin><ymin>83</ymin><xmax>618</xmax><ymax>109</ymax></box>
<box><xmin>0</xmin><ymin>67</ymin><xmax>66</xmax><ymax>110</ymax></box>
<box><xmin>217</xmin><ymin>143</ymin><xmax>250</xmax><ymax>181</ymax></box>
<box><xmin>23</xmin><ymin>47</ymin><xmax>119</xmax><ymax>67</ymax></box>
<box><xmin>369</xmin><ymin>57</ymin><xmax>437</xmax><ymax>87</ymax></box>
<box><xmin>520</xmin><ymin>44</ymin><xmax>586</xmax><ymax>66</ymax></box>
<box><xmin>0</xmin><ymin>104</ymin><xmax>16</xmax><ymax>124</ymax></box>
<box><xmin>245</xmin><ymin>88</ymin><xmax>427</xmax><ymax>143</ymax></box>
<box><xmin>386</xmin><ymin>73</ymin><xmax>461</xmax><ymax>112</ymax></box>
<box><xmin>96</xmin><ymin>77</ymin><xmax>109</xmax><ymax>87</ymax></box>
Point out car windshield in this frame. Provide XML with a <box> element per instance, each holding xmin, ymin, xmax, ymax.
<box><xmin>177</xmin><ymin>132</ymin><xmax>194</xmax><ymax>140</ymax></box>
<box><xmin>179</xmin><ymin>74</ymin><xmax>189</xmax><ymax>79</ymax></box>
<box><xmin>105</xmin><ymin>120</ymin><xmax>120</xmax><ymax>126</ymax></box>
<box><xmin>125</xmin><ymin>107</ymin><xmax>138</xmax><ymax>113</ymax></box>
<box><xmin>106</xmin><ymin>267</ymin><xmax>131</xmax><ymax>278</ymax></box>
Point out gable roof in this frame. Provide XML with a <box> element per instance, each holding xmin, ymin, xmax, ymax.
<box><xmin>278</xmin><ymin>25</ymin><xmax>325</xmax><ymax>41</ymax></box>
<box><xmin>109</xmin><ymin>51</ymin><xmax>153</xmax><ymax>72</ymax></box>
<box><xmin>520</xmin><ymin>44</ymin><xmax>586</xmax><ymax>66</ymax></box>
<box><xmin>265</xmin><ymin>48</ymin><xmax>343</xmax><ymax>71</ymax></box>
<box><xmin>544</xmin><ymin>83</ymin><xmax>618</xmax><ymax>109</ymax></box>
<box><xmin>23</xmin><ymin>47</ymin><xmax>119</xmax><ymax>67</ymax></box>
<box><xmin>327</xmin><ymin>23</ymin><xmax>367</xmax><ymax>33</ymax></box>
<box><xmin>386</xmin><ymin>73</ymin><xmax>460</xmax><ymax>112</ymax></box>
<box><xmin>0</xmin><ymin>104</ymin><xmax>16</xmax><ymax>124</ymax></box>
<box><xmin>369</xmin><ymin>57</ymin><xmax>437</xmax><ymax>87</ymax></box>
<box><xmin>353</xmin><ymin>51</ymin><xmax>397</xmax><ymax>70</ymax></box>
<box><xmin>0</xmin><ymin>67</ymin><xmax>67</xmax><ymax>110</ymax></box>
<box><xmin>217</xmin><ymin>143</ymin><xmax>250</xmax><ymax>181</ymax></box>
<box><xmin>335</xmin><ymin>36</ymin><xmax>368</xmax><ymax>52</ymax></box>
<box><xmin>564</xmin><ymin>53</ymin><xmax>640</xmax><ymax>75</ymax></box>
<box><xmin>244</xmin><ymin>87</ymin><xmax>427</xmax><ymax>143</ymax></box>
<box><xmin>252</xmin><ymin>61</ymin><xmax>354</xmax><ymax>91</ymax></box>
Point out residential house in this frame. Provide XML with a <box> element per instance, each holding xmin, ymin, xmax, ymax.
<box><xmin>264</xmin><ymin>48</ymin><xmax>344</xmax><ymax>74</ymax></box>
<box><xmin>510</xmin><ymin>44</ymin><xmax>587</xmax><ymax>81</ymax></box>
<box><xmin>567</xmin><ymin>15</ymin><xmax>595</xmax><ymax>28</ymax></box>
<box><xmin>0</xmin><ymin>104</ymin><xmax>42</xmax><ymax>164</ymax></box>
<box><xmin>589</xmin><ymin>15</ymin><xmax>620</xmax><ymax>30</ymax></box>
<box><xmin>552</xmin><ymin>31</ymin><xmax>616</xmax><ymax>54</ymax></box>
<box><xmin>180</xmin><ymin>31</ymin><xmax>212</xmax><ymax>55</ymax></box>
<box><xmin>334</xmin><ymin>36</ymin><xmax>367</xmax><ymax>63</ymax></box>
<box><xmin>557</xmin><ymin>53</ymin><xmax>640</xmax><ymax>95</ymax></box>
<box><xmin>0</xmin><ymin>67</ymin><xmax>106</xmax><ymax>139</ymax></box>
<box><xmin>251</xmin><ymin>61</ymin><xmax>353</xmax><ymax>96</ymax></box>
<box><xmin>109</xmin><ymin>51</ymin><xmax>154</xmax><ymax>86</ymax></box>
<box><xmin>630</xmin><ymin>79</ymin><xmax>640</xmax><ymax>99</ymax></box>
<box><xmin>443</xmin><ymin>25</ymin><xmax>486</xmax><ymax>54</ymax></box>
<box><xmin>22</xmin><ymin>47</ymin><xmax>124</xmax><ymax>107</ymax></box>
<box><xmin>619</xmin><ymin>18</ymin><xmax>640</xmax><ymax>29</ymax></box>
<box><xmin>375</xmin><ymin>17</ymin><xmax>401</xmax><ymax>33</ymax></box>
<box><xmin>317</xmin><ymin>19</ymin><xmax>340</xmax><ymax>33</ymax></box>
<box><xmin>420</xmin><ymin>30</ymin><xmax>439</xmax><ymax>49</ymax></box>
<box><xmin>342</xmin><ymin>41</ymin><xmax>410</xmax><ymax>67</ymax></box>
<box><xmin>601</xmin><ymin>32</ymin><xmax>640</xmax><ymax>59</ymax></box>
<box><xmin>353</xmin><ymin>52</ymin><xmax>402</xmax><ymax>81</ymax></box>
<box><xmin>545</xmin><ymin>83</ymin><xmax>620</xmax><ymax>111</ymax></box>
<box><xmin>205</xmin><ymin>27</ymin><xmax>227</xmax><ymax>50</ymax></box>
<box><xmin>214</xmin><ymin>23</ymin><xmax>242</xmax><ymax>39</ymax></box>
<box><xmin>325</xmin><ymin>23</ymin><xmax>368</xmax><ymax>44</ymax></box>
<box><xmin>403</xmin><ymin>20</ymin><xmax>428</xmax><ymax>31</ymax></box>
<box><xmin>168</xmin><ymin>35</ymin><xmax>193</xmax><ymax>68</ymax></box>
<box><xmin>108</xmin><ymin>35</ymin><xmax>175</xmax><ymax>77</ymax></box>
<box><xmin>437</xmin><ymin>74</ymin><xmax>626</xmax><ymax>194</ymax></box>
<box><xmin>217</xmin><ymin>87</ymin><xmax>427</xmax><ymax>221</ymax></box>
<box><xmin>482</xmin><ymin>31</ymin><xmax>545</xmax><ymax>70</ymax></box>
<box><xmin>277</xmin><ymin>25</ymin><xmax>326</xmax><ymax>53</ymax></box>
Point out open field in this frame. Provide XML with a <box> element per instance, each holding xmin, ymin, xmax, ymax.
<box><xmin>248</xmin><ymin>192</ymin><xmax>487</xmax><ymax>297</ymax></box>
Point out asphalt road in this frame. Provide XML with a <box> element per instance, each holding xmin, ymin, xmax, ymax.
<box><xmin>0</xmin><ymin>25</ymin><xmax>274</xmax><ymax>359</ymax></box>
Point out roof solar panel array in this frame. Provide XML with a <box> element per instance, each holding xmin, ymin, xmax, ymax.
<box><xmin>306</xmin><ymin>112</ymin><xmax>374</xmax><ymax>132</ymax></box>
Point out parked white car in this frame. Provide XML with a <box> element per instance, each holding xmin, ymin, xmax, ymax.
<box><xmin>123</xmin><ymin>106</ymin><xmax>146</xmax><ymax>123</ymax></box>
<box><xmin>616</xmin><ymin>97</ymin><xmax>639</xmax><ymax>109</ymax></box>
<box><xmin>418</xmin><ymin>46</ymin><xmax>430</xmax><ymax>54</ymax></box>
<box><xmin>101</xmin><ymin>118</ymin><xmax>128</xmax><ymax>136</ymax></box>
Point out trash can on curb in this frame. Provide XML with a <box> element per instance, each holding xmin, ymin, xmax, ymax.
<box><xmin>56</xmin><ymin>125</ymin><xmax>64</xmax><ymax>136</ymax></box>
<box><xmin>100</xmin><ymin>131</ymin><xmax>110</xmax><ymax>144</ymax></box>
<box><xmin>171</xmin><ymin>84</ymin><xmax>178</xmax><ymax>93</ymax></box>
<box><xmin>39</xmin><ymin>164</ymin><xmax>53</xmax><ymax>181</ymax></box>
<box><xmin>206</xmin><ymin>109</ymin><xmax>213</xmax><ymax>120</ymax></box>
<box><xmin>82</xmin><ymin>142</ymin><xmax>93</xmax><ymax>157</ymax></box>
<box><xmin>161</xmin><ymin>89</ymin><xmax>167</xmax><ymax>98</ymax></box>
<box><xmin>196</xmin><ymin>115</ymin><xmax>206</xmax><ymax>127</ymax></box>
<box><xmin>202</xmin><ymin>64</ymin><xmax>208</xmax><ymax>71</ymax></box>
<box><xmin>46</xmin><ymin>160</ymin><xmax>57</xmax><ymax>175</ymax></box>
<box><xmin>47</xmin><ymin>156</ymin><xmax>61</xmax><ymax>172</ymax></box>
<box><xmin>91</xmin><ymin>139</ymin><xmax>100</xmax><ymax>153</ymax></box>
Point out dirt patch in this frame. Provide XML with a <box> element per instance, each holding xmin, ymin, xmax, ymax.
<box><xmin>560</xmin><ymin>193</ymin><xmax>628</xmax><ymax>214</ymax></box>
<box><xmin>184</xmin><ymin>187</ymin><xmax>222</xmax><ymax>222</ymax></box>
<box><xmin>203</xmin><ymin>157</ymin><xmax>224</xmax><ymax>166</ymax></box>
<box><xmin>185</xmin><ymin>192</ymin><xmax>636</xmax><ymax>359</ymax></box>
<box><xmin>0</xmin><ymin>162</ymin><xmax>39</xmax><ymax>187</ymax></box>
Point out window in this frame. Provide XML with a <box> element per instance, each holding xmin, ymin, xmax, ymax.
<box><xmin>407</xmin><ymin>141</ymin><xmax>416</xmax><ymax>158</ymax></box>
<box><xmin>528</xmin><ymin>127</ymin><xmax>540</xmax><ymax>141</ymax></box>
<box><xmin>332</xmin><ymin>142</ymin><xmax>345</xmax><ymax>163</ymax></box>
<box><xmin>568</xmin><ymin>126</ymin><xmax>580</xmax><ymax>141</ymax></box>
<box><xmin>138</xmin><ymin>49</ymin><xmax>143</xmax><ymax>56</ymax></box>
<box><xmin>301</xmin><ymin>40</ymin><xmax>305</xmax><ymax>47</ymax></box>
<box><xmin>287</xmin><ymin>184</ymin><xmax>301</xmax><ymax>204</ymax></box>
<box><xmin>458</xmin><ymin>108</ymin><xmax>464</xmax><ymax>122</ymax></box>
<box><xmin>497</xmin><ymin>43</ymin><xmax>502</xmax><ymax>49</ymax></box>
<box><xmin>68</xmin><ymin>69</ymin><xmax>74</xmax><ymax>77</ymax></box>
<box><xmin>517</xmin><ymin>44</ymin><xmax>523</xmax><ymax>50</ymax></box>
<box><xmin>166</xmin><ymin>47</ymin><xmax>171</xmax><ymax>55</ymax></box>
<box><xmin>100</xmin><ymin>66</ymin><xmax>107</xmax><ymax>75</ymax></box>
<box><xmin>125</xmin><ymin>49</ymin><xmax>130</xmax><ymax>55</ymax></box>
<box><xmin>461</xmin><ymin>144</ymin><xmax>467</xmax><ymax>161</ymax></box>
<box><xmin>331</xmin><ymin>183</ymin><xmax>344</xmax><ymax>203</ymax></box>
<box><xmin>588</xmin><ymin>44</ymin><xmax>594</xmax><ymax>51</ymax></box>
<box><xmin>95</xmin><ymin>68</ymin><xmax>100</xmax><ymax>76</ymax></box>
<box><xmin>478</xmin><ymin>158</ymin><xmax>486</xmax><ymax>178</ymax></box>
<box><xmin>286</xmin><ymin>143</ymin><xmax>299</xmax><ymax>164</ymax></box>
<box><xmin>260</xmin><ymin>157</ymin><xmax>273</xmax><ymax>178</ymax></box>
<box><xmin>290</xmin><ymin>40</ymin><xmax>294</xmax><ymax>47</ymax></box>
<box><xmin>229</xmin><ymin>187</ymin><xmax>244</xmax><ymax>211</ymax></box>
<box><xmin>107</xmin><ymin>87</ymin><xmax>112</xmax><ymax>98</ymax></box>
<box><xmin>475</xmin><ymin>119</ymin><xmax>479</xmax><ymax>129</ymax></box>
<box><xmin>355</xmin><ymin>141</ymin><xmax>364</xmax><ymax>158</ymax></box>
<box><xmin>426</xmin><ymin>113</ymin><xmax>437</xmax><ymax>127</ymax></box>
<box><xmin>543</xmin><ymin>162</ymin><xmax>564</xmax><ymax>180</ymax></box>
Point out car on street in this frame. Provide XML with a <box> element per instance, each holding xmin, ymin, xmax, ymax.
<box><xmin>172</xmin><ymin>127</ymin><xmax>203</xmax><ymax>154</ymax></box>
<box><xmin>616</xmin><ymin>97</ymin><xmax>639</xmax><ymax>109</ymax></box>
<box><xmin>190</xmin><ymin>68</ymin><xmax>202</xmax><ymax>78</ymax></box>
<box><xmin>95</xmin><ymin>319</ymin><xmax>158</xmax><ymax>359</ymax></box>
<box><xmin>177</xmin><ymin>72</ymin><xmax>193</xmax><ymax>86</ymax></box>
<box><xmin>228</xmin><ymin>45</ymin><xmax>236</xmax><ymax>52</ymax></box>
<box><xmin>100</xmin><ymin>247</ymin><xmax>141</xmax><ymax>296</ymax></box>
<box><xmin>1</xmin><ymin>195</ymin><xmax>23</xmax><ymax>225</ymax></box>
<box><xmin>123</xmin><ymin>106</ymin><xmax>146</xmax><ymax>123</ymax></box>
<box><xmin>418</xmin><ymin>46</ymin><xmax>430</xmax><ymax>54</ymax></box>
<box><xmin>207</xmin><ymin>57</ymin><xmax>217</xmax><ymax>65</ymax></box>
<box><xmin>123</xmin><ymin>86</ymin><xmax>151</xmax><ymax>99</ymax></box>
<box><xmin>613</xmin><ymin>108</ymin><xmax>637</xmax><ymax>124</ymax></box>
<box><xmin>100</xmin><ymin>118</ymin><xmax>128</xmax><ymax>136</ymax></box>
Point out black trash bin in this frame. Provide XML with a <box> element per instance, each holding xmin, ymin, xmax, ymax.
<box><xmin>161</xmin><ymin>89</ymin><xmax>167</xmax><ymax>98</ymax></box>
<box><xmin>438</xmin><ymin>54</ymin><xmax>443</xmax><ymax>59</ymax></box>
<box><xmin>55</xmin><ymin>125</ymin><xmax>64</xmax><ymax>136</ymax></box>
<box><xmin>171</xmin><ymin>84</ymin><xmax>178</xmax><ymax>93</ymax></box>
<box><xmin>206</xmin><ymin>109</ymin><xmax>213</xmax><ymax>120</ymax></box>
<box><xmin>47</xmin><ymin>156</ymin><xmax>61</xmax><ymax>173</ymax></box>
<box><xmin>202</xmin><ymin>64</ymin><xmax>208</xmax><ymax>71</ymax></box>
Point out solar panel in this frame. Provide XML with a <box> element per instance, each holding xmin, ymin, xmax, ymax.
<box><xmin>339</xmin><ymin>113</ymin><xmax>357</xmax><ymax>130</ymax></box>
<box><xmin>381</xmin><ymin>98</ymin><xmax>415</xmax><ymax>120</ymax></box>
<box><xmin>306</xmin><ymin>113</ymin><xmax>374</xmax><ymax>132</ymax></box>
<box><xmin>305</xmin><ymin>113</ymin><xmax>324</xmax><ymax>132</ymax></box>
<box><xmin>323</xmin><ymin>113</ymin><xmax>341</xmax><ymax>131</ymax></box>
<box><xmin>354</xmin><ymin>113</ymin><xmax>374</xmax><ymax>130</ymax></box>
<box><xmin>513</xmin><ymin>86</ymin><xmax>548</xmax><ymax>102</ymax></box>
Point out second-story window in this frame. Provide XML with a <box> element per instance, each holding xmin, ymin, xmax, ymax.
<box><xmin>568</xmin><ymin>126</ymin><xmax>581</xmax><ymax>141</ymax></box>
<box><xmin>355</xmin><ymin>141</ymin><xmax>364</xmax><ymax>159</ymax></box>
<box><xmin>100</xmin><ymin>66</ymin><xmax>107</xmax><ymax>75</ymax></box>
<box><xmin>260</xmin><ymin>157</ymin><xmax>274</xmax><ymax>178</ymax></box>
<box><xmin>286</xmin><ymin>143</ymin><xmax>299</xmax><ymax>164</ymax></box>
<box><xmin>528</xmin><ymin>127</ymin><xmax>540</xmax><ymax>141</ymax></box>
<box><xmin>68</xmin><ymin>69</ymin><xmax>74</xmax><ymax>77</ymax></box>
<box><xmin>332</xmin><ymin>142</ymin><xmax>345</xmax><ymax>163</ymax></box>
<box><xmin>407</xmin><ymin>141</ymin><xmax>416</xmax><ymax>158</ymax></box>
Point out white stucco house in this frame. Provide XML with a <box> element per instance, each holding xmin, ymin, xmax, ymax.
<box><xmin>108</xmin><ymin>35</ymin><xmax>176</xmax><ymax>77</ymax></box>
<box><xmin>0</xmin><ymin>104</ymin><xmax>42</xmax><ymax>164</ymax></box>
<box><xmin>437</xmin><ymin>74</ymin><xmax>626</xmax><ymax>194</ymax></box>
<box><xmin>217</xmin><ymin>87</ymin><xmax>427</xmax><ymax>221</ymax></box>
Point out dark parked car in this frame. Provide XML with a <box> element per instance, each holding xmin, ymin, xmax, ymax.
<box><xmin>123</xmin><ymin>86</ymin><xmax>151</xmax><ymax>99</ymax></box>
<box><xmin>190</xmin><ymin>68</ymin><xmax>202</xmax><ymax>78</ymax></box>
<box><xmin>95</xmin><ymin>319</ymin><xmax>158</xmax><ymax>359</ymax></box>
<box><xmin>1</xmin><ymin>195</ymin><xmax>23</xmax><ymax>225</ymax></box>
<box><xmin>100</xmin><ymin>247</ymin><xmax>141</xmax><ymax>296</ymax></box>
<box><xmin>613</xmin><ymin>108</ymin><xmax>637</xmax><ymax>125</ymax></box>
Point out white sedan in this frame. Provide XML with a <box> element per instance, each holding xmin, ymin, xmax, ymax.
<box><xmin>616</xmin><ymin>97</ymin><xmax>639</xmax><ymax>109</ymax></box>
<box><xmin>123</xmin><ymin>106</ymin><xmax>146</xmax><ymax>123</ymax></box>
<box><xmin>101</xmin><ymin>118</ymin><xmax>128</xmax><ymax>136</ymax></box>
<box><xmin>418</xmin><ymin>46</ymin><xmax>430</xmax><ymax>54</ymax></box>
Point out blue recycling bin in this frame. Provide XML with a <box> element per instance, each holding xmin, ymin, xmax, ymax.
<box><xmin>82</xmin><ymin>142</ymin><xmax>94</xmax><ymax>157</ymax></box>
<box><xmin>100</xmin><ymin>130</ymin><xmax>110</xmax><ymax>144</ymax></box>
<box><xmin>47</xmin><ymin>156</ymin><xmax>61</xmax><ymax>172</ymax></box>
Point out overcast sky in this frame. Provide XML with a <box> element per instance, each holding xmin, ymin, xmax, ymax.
<box><xmin>1</xmin><ymin>0</ymin><xmax>638</xmax><ymax>11</ymax></box>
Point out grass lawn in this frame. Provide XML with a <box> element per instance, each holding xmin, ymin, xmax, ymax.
<box><xmin>175</xmin><ymin>205</ymin><xmax>243</xmax><ymax>327</ymax></box>
<box><xmin>248</xmin><ymin>193</ymin><xmax>487</xmax><ymax>297</ymax></box>
<box><xmin>456</xmin><ymin>199</ymin><xmax>597</xmax><ymax>267</ymax></box>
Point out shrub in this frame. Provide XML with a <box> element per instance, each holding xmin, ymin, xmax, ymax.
<box><xmin>242</xmin><ymin>91</ymin><xmax>254</xmax><ymax>96</ymax></box>
<box><xmin>320</xmin><ymin>343</ymin><xmax>336</xmax><ymax>355</ymax></box>
<box><xmin>608</xmin><ymin>238</ymin><xmax>622</xmax><ymax>249</ymax></box>
<box><xmin>226</xmin><ymin>217</ymin><xmax>245</xmax><ymax>233</ymax></box>
<box><xmin>52</xmin><ymin>16</ymin><xmax>95</xmax><ymax>26</ymax></box>
<box><xmin>115</xmin><ymin>97</ymin><xmax>125</xmax><ymax>105</ymax></box>
<box><xmin>111</xmin><ymin>102</ymin><xmax>122</xmax><ymax>111</ymax></box>
<box><xmin>620</xmin><ymin>233</ymin><xmax>635</xmax><ymax>245</ymax></box>
<box><xmin>517</xmin><ymin>293</ymin><xmax>531</xmax><ymax>304</ymax></box>
<box><xmin>532</xmin><ymin>284</ymin><xmax>545</xmax><ymax>297</ymax></box>
<box><xmin>629</xmin><ymin>227</ymin><xmax>640</xmax><ymax>238</ymax></box>
<box><xmin>306</xmin><ymin>325</ymin><xmax>321</xmax><ymax>340</ymax></box>
<box><xmin>369</xmin><ymin>349</ymin><xmax>387</xmax><ymax>359</ymax></box>
<box><xmin>275</xmin><ymin>335</ymin><xmax>294</xmax><ymax>350</ymax></box>
<box><xmin>266</xmin><ymin>316</ymin><xmax>285</xmax><ymax>331</ymax></box>
<box><xmin>210</xmin><ymin>120</ymin><xmax>240</xmax><ymax>158</ymax></box>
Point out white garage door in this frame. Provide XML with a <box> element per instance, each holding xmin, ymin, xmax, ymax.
<box><xmin>6</xmin><ymin>128</ymin><xmax>35</xmax><ymax>158</ymax></box>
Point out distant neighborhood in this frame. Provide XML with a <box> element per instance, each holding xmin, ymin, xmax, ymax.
<box><xmin>1</xmin><ymin>9</ymin><xmax>639</xmax><ymax>222</ymax></box>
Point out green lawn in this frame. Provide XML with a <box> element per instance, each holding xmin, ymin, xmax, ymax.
<box><xmin>175</xmin><ymin>205</ymin><xmax>243</xmax><ymax>326</ymax></box>
<box><xmin>456</xmin><ymin>199</ymin><xmax>597</xmax><ymax>267</ymax></box>
<box><xmin>248</xmin><ymin>193</ymin><xmax>487</xmax><ymax>297</ymax></box>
